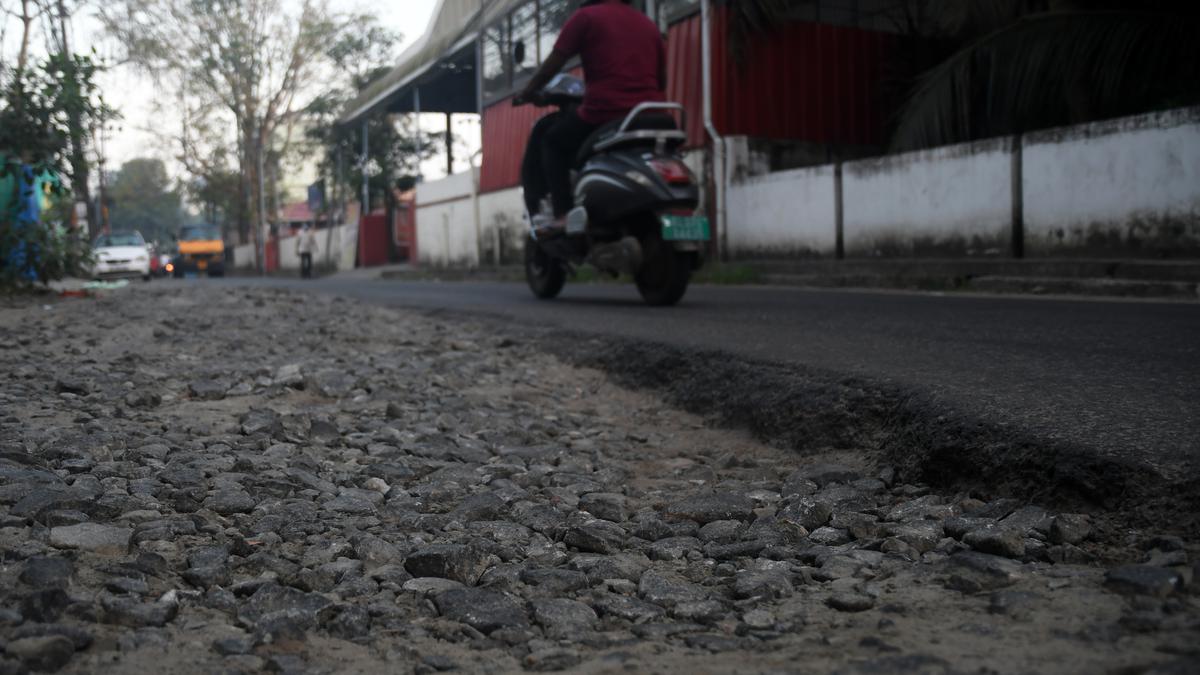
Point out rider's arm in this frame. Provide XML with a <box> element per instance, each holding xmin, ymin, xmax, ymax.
<box><xmin>516</xmin><ymin>10</ymin><xmax>586</xmax><ymax>105</ymax></box>
<box><xmin>515</xmin><ymin>50</ymin><xmax>570</xmax><ymax>105</ymax></box>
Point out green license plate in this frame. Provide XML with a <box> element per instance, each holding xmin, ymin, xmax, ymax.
<box><xmin>661</xmin><ymin>214</ymin><xmax>711</xmax><ymax>241</ymax></box>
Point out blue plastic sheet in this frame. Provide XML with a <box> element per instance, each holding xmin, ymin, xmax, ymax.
<box><xmin>2</xmin><ymin>161</ymin><xmax>58</xmax><ymax>281</ymax></box>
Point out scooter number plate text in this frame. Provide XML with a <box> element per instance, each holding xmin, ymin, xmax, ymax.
<box><xmin>661</xmin><ymin>214</ymin><xmax>711</xmax><ymax>241</ymax></box>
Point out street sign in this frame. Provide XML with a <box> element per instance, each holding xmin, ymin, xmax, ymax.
<box><xmin>307</xmin><ymin>180</ymin><xmax>325</xmax><ymax>213</ymax></box>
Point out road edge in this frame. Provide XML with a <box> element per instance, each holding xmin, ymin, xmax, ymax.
<box><xmin>528</xmin><ymin>331</ymin><xmax>1199</xmax><ymax>538</ymax></box>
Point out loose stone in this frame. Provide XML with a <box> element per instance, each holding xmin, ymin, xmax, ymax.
<box><xmin>963</xmin><ymin>524</ymin><xmax>1026</xmax><ymax>558</ymax></box>
<box><xmin>48</xmin><ymin>524</ymin><xmax>131</xmax><ymax>556</ymax></box>
<box><xmin>4</xmin><ymin>635</ymin><xmax>75</xmax><ymax>672</ymax></box>
<box><xmin>827</xmin><ymin>593</ymin><xmax>875</xmax><ymax>612</ymax></box>
<box><xmin>404</xmin><ymin>545</ymin><xmax>492</xmax><ymax>585</ymax></box>
<box><xmin>665</xmin><ymin>493</ymin><xmax>756</xmax><ymax>524</ymax></box>
<box><xmin>1104</xmin><ymin>566</ymin><xmax>1184</xmax><ymax>598</ymax></box>
<box><xmin>434</xmin><ymin>588</ymin><xmax>528</xmax><ymax>634</ymax></box>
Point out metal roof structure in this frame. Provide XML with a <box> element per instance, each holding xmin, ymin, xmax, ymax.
<box><xmin>339</xmin><ymin>0</ymin><xmax>531</xmax><ymax>124</ymax></box>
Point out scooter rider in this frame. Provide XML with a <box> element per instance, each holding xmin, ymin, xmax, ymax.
<box><xmin>514</xmin><ymin>0</ymin><xmax>666</xmax><ymax>236</ymax></box>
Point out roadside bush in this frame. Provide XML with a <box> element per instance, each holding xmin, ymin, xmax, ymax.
<box><xmin>1</xmin><ymin>155</ymin><xmax>92</xmax><ymax>287</ymax></box>
<box><xmin>0</xmin><ymin>57</ymin><xmax>101</xmax><ymax>288</ymax></box>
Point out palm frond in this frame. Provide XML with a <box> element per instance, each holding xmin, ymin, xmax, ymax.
<box><xmin>890</xmin><ymin>10</ymin><xmax>1200</xmax><ymax>151</ymax></box>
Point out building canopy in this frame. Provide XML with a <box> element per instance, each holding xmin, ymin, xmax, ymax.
<box><xmin>339</xmin><ymin>0</ymin><xmax>533</xmax><ymax>124</ymax></box>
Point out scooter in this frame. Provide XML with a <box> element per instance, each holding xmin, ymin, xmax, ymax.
<box><xmin>519</xmin><ymin>74</ymin><xmax>710</xmax><ymax>306</ymax></box>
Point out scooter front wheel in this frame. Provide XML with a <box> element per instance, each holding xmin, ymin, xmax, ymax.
<box><xmin>524</xmin><ymin>236</ymin><xmax>566</xmax><ymax>300</ymax></box>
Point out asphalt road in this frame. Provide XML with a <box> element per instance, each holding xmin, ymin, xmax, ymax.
<box><xmin>212</xmin><ymin>276</ymin><xmax>1200</xmax><ymax>485</ymax></box>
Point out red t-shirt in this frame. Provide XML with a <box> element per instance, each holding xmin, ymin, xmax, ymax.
<box><xmin>553</xmin><ymin>0</ymin><xmax>666</xmax><ymax>124</ymax></box>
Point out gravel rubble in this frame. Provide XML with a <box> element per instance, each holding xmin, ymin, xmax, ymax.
<box><xmin>0</xmin><ymin>284</ymin><xmax>1197</xmax><ymax>674</ymax></box>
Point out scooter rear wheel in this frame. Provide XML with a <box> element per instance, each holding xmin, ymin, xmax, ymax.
<box><xmin>635</xmin><ymin>231</ymin><xmax>691</xmax><ymax>306</ymax></box>
<box><xmin>524</xmin><ymin>236</ymin><xmax>566</xmax><ymax>300</ymax></box>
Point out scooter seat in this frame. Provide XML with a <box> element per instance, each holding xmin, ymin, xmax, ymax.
<box><xmin>574</xmin><ymin>113</ymin><xmax>680</xmax><ymax>168</ymax></box>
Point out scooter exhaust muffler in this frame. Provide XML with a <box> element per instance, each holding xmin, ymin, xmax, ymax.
<box><xmin>587</xmin><ymin>236</ymin><xmax>643</xmax><ymax>276</ymax></box>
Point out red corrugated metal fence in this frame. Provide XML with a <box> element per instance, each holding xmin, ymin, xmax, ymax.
<box><xmin>479</xmin><ymin>103</ymin><xmax>553</xmax><ymax>194</ymax></box>
<box><xmin>666</xmin><ymin>14</ymin><xmax>707</xmax><ymax>148</ymax></box>
<box><xmin>478</xmin><ymin>11</ymin><xmax>898</xmax><ymax>194</ymax></box>
<box><xmin>711</xmin><ymin>8</ymin><xmax>895</xmax><ymax>147</ymax></box>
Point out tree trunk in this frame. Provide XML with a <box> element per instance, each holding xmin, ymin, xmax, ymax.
<box><xmin>55</xmin><ymin>2</ymin><xmax>97</xmax><ymax>238</ymax></box>
<box><xmin>17</xmin><ymin>0</ymin><xmax>33</xmax><ymax>76</ymax></box>
<box><xmin>239</xmin><ymin>121</ymin><xmax>267</xmax><ymax>272</ymax></box>
<box><xmin>237</xmin><ymin>121</ymin><xmax>255</xmax><ymax>247</ymax></box>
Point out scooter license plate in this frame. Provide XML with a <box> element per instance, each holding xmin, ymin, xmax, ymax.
<box><xmin>661</xmin><ymin>214</ymin><xmax>711</xmax><ymax>241</ymax></box>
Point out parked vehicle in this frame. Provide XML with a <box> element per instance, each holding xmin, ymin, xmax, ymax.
<box><xmin>93</xmin><ymin>231</ymin><xmax>152</xmax><ymax>282</ymax></box>
<box><xmin>173</xmin><ymin>224</ymin><xmax>225</xmax><ymax>277</ymax></box>
<box><xmin>520</xmin><ymin>75</ymin><xmax>708</xmax><ymax>306</ymax></box>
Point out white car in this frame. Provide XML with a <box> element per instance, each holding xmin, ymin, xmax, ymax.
<box><xmin>93</xmin><ymin>231</ymin><xmax>152</xmax><ymax>281</ymax></box>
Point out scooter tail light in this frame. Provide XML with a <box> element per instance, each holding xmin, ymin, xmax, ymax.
<box><xmin>648</xmin><ymin>159</ymin><xmax>692</xmax><ymax>185</ymax></box>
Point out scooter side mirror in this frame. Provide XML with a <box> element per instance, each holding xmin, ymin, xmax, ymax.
<box><xmin>513</xmin><ymin>40</ymin><xmax>527</xmax><ymax>66</ymax></box>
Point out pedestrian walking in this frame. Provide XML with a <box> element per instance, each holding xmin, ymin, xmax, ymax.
<box><xmin>296</xmin><ymin>225</ymin><xmax>318</xmax><ymax>279</ymax></box>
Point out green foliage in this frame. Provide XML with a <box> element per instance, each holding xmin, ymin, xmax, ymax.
<box><xmin>101</xmin><ymin>0</ymin><xmax>397</xmax><ymax>244</ymax></box>
<box><xmin>303</xmin><ymin>21</ymin><xmax>438</xmax><ymax>211</ymax></box>
<box><xmin>0</xmin><ymin>159</ymin><xmax>91</xmax><ymax>287</ymax></box>
<box><xmin>0</xmin><ymin>53</ymin><xmax>108</xmax><ymax>288</ymax></box>
<box><xmin>0</xmin><ymin>64</ymin><xmax>70</xmax><ymax>172</ymax></box>
<box><xmin>108</xmin><ymin>158</ymin><xmax>183</xmax><ymax>244</ymax></box>
<box><xmin>185</xmin><ymin>167</ymin><xmax>241</xmax><ymax>236</ymax></box>
<box><xmin>0</xmin><ymin>219</ymin><xmax>92</xmax><ymax>287</ymax></box>
<box><xmin>306</xmin><ymin>88</ymin><xmax>439</xmax><ymax>209</ymax></box>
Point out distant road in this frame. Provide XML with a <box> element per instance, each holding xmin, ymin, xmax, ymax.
<box><xmin>209</xmin><ymin>277</ymin><xmax>1200</xmax><ymax>486</ymax></box>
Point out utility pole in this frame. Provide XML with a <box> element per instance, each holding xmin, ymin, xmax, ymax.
<box><xmin>323</xmin><ymin>151</ymin><xmax>336</xmax><ymax>268</ymax></box>
<box><xmin>445</xmin><ymin>113</ymin><xmax>453</xmax><ymax>176</ymax></box>
<box><xmin>413</xmin><ymin>87</ymin><xmax>423</xmax><ymax>182</ymax></box>
<box><xmin>257</xmin><ymin>126</ymin><xmax>267</xmax><ymax>274</ymax></box>
<box><xmin>361</xmin><ymin>121</ymin><xmax>369</xmax><ymax>215</ymax></box>
<box><xmin>337</xmin><ymin>144</ymin><xmax>345</xmax><ymax>221</ymax></box>
<box><xmin>96</xmin><ymin>120</ymin><xmax>109</xmax><ymax>233</ymax></box>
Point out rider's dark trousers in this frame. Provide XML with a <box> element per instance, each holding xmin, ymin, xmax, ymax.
<box><xmin>542</xmin><ymin>110</ymin><xmax>598</xmax><ymax>218</ymax></box>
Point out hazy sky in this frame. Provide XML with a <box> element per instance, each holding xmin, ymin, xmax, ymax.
<box><xmin>2</xmin><ymin>0</ymin><xmax>443</xmax><ymax>179</ymax></box>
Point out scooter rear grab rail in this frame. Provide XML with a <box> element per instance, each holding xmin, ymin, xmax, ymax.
<box><xmin>594</xmin><ymin>102</ymin><xmax>688</xmax><ymax>153</ymax></box>
<box><xmin>617</xmin><ymin>101</ymin><xmax>686</xmax><ymax>134</ymax></box>
<box><xmin>593</xmin><ymin>129</ymin><xmax>687</xmax><ymax>153</ymax></box>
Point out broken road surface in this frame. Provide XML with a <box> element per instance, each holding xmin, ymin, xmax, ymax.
<box><xmin>0</xmin><ymin>286</ymin><xmax>1196</xmax><ymax>674</ymax></box>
